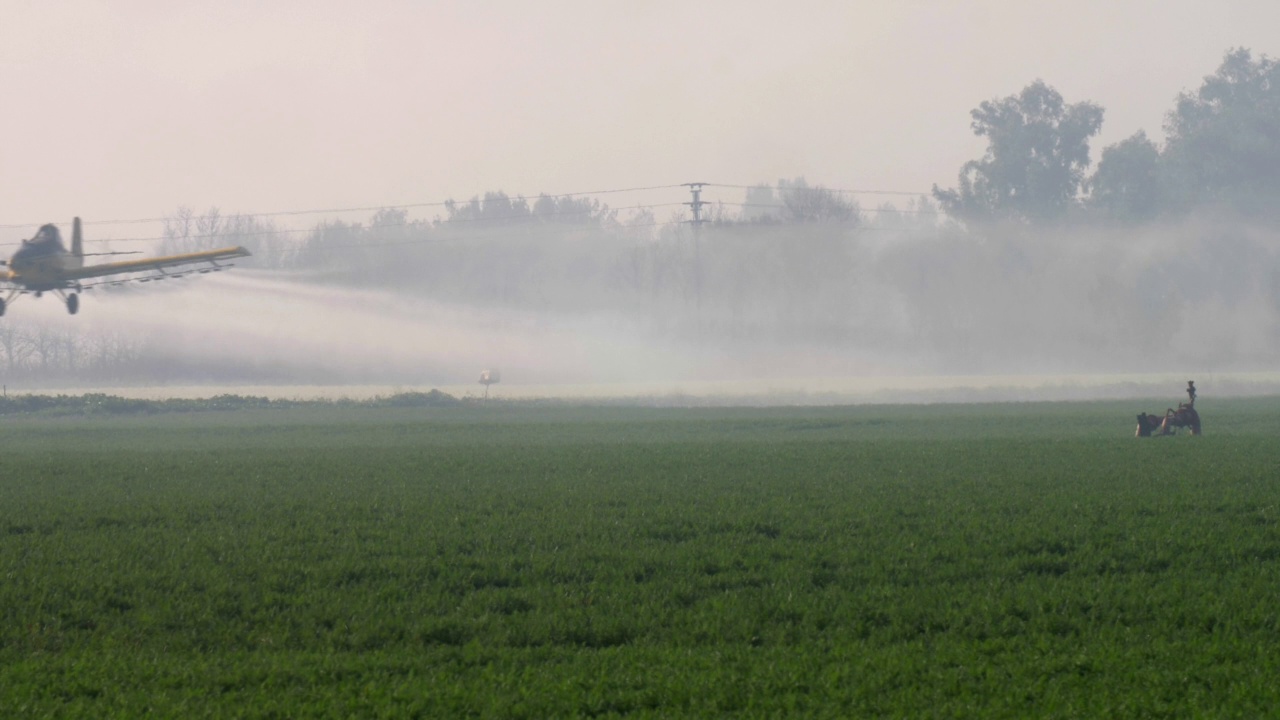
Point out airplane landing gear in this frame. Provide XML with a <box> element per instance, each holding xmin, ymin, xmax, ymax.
<box><xmin>0</xmin><ymin>297</ymin><xmax>6</xmax><ymax>317</ymax></box>
<box><xmin>47</xmin><ymin>288</ymin><xmax>80</xmax><ymax>315</ymax></box>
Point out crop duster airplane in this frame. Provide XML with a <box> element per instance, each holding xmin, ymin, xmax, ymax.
<box><xmin>0</xmin><ymin>218</ymin><xmax>250</xmax><ymax>316</ymax></box>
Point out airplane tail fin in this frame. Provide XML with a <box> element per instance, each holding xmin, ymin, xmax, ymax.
<box><xmin>72</xmin><ymin>217</ymin><xmax>84</xmax><ymax>258</ymax></box>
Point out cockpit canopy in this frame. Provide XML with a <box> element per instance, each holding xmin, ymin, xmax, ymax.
<box><xmin>12</xmin><ymin>223</ymin><xmax>67</xmax><ymax>263</ymax></box>
<box><xmin>28</xmin><ymin>224</ymin><xmax>65</xmax><ymax>248</ymax></box>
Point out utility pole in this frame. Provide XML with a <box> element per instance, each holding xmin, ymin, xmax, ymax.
<box><xmin>684</xmin><ymin>182</ymin><xmax>707</xmax><ymax>310</ymax></box>
<box><xmin>684</xmin><ymin>182</ymin><xmax>707</xmax><ymax>228</ymax></box>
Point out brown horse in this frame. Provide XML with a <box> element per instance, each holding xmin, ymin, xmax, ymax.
<box><xmin>1135</xmin><ymin>406</ymin><xmax>1201</xmax><ymax>437</ymax></box>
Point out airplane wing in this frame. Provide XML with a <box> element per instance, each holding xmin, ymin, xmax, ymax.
<box><xmin>65</xmin><ymin>246</ymin><xmax>251</xmax><ymax>281</ymax></box>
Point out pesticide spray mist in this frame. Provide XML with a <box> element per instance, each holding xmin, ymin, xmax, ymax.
<box><xmin>7</xmin><ymin>269</ymin><xmax>719</xmax><ymax>395</ymax></box>
<box><xmin>4</xmin><ymin>212</ymin><xmax>1279</xmax><ymax>403</ymax></box>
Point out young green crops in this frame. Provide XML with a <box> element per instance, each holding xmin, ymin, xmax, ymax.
<box><xmin>2</xmin><ymin>398</ymin><xmax>1279</xmax><ymax>717</ymax></box>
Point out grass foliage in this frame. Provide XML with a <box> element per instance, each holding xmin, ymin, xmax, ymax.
<box><xmin>2</xmin><ymin>399</ymin><xmax>1280</xmax><ymax>717</ymax></box>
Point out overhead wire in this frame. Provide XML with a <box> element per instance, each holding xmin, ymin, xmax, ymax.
<box><xmin>704</xmin><ymin>182</ymin><xmax>925</xmax><ymax>196</ymax></box>
<box><xmin>0</xmin><ymin>202</ymin><xmax>689</xmax><ymax>247</ymax></box>
<box><xmin>0</xmin><ymin>182</ymin><xmax>934</xmax><ymax>249</ymax></box>
<box><xmin>717</xmin><ymin>202</ymin><xmax>938</xmax><ymax>215</ymax></box>
<box><xmin>1</xmin><ymin>204</ymin><xmax>938</xmax><ymax>248</ymax></box>
<box><xmin>0</xmin><ymin>182</ymin><xmax>929</xmax><ymax>231</ymax></box>
<box><xmin>0</xmin><ymin>183</ymin><xmax>688</xmax><ymax>230</ymax></box>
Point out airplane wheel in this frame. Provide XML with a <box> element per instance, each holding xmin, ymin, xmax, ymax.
<box><xmin>0</xmin><ymin>298</ymin><xmax>5</xmax><ymax>317</ymax></box>
<box><xmin>67</xmin><ymin>293</ymin><xmax>79</xmax><ymax>315</ymax></box>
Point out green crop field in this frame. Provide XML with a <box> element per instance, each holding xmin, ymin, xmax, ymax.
<box><xmin>3</xmin><ymin>398</ymin><xmax>1280</xmax><ymax>718</ymax></box>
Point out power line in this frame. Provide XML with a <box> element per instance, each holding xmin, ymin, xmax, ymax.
<box><xmin>0</xmin><ymin>198</ymin><xmax>943</xmax><ymax>251</ymax></box>
<box><xmin>720</xmin><ymin>202</ymin><xmax>938</xmax><ymax>215</ymax></box>
<box><xmin>0</xmin><ymin>198</ymin><xmax>937</xmax><ymax>248</ymax></box>
<box><xmin>705</xmin><ymin>183</ymin><xmax>925</xmax><ymax>196</ymax></box>
<box><xmin>0</xmin><ymin>183</ymin><xmax>688</xmax><ymax>230</ymax></box>
<box><xmin>0</xmin><ymin>182</ymin><xmax>930</xmax><ymax>232</ymax></box>
<box><xmin>0</xmin><ymin>180</ymin><xmax>934</xmax><ymax>252</ymax></box>
<box><xmin>0</xmin><ymin>202</ymin><xmax>690</xmax><ymax>246</ymax></box>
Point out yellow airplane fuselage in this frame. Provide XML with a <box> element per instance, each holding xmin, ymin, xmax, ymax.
<box><xmin>4</xmin><ymin>223</ymin><xmax>83</xmax><ymax>291</ymax></box>
<box><xmin>7</xmin><ymin>254</ymin><xmax>84</xmax><ymax>291</ymax></box>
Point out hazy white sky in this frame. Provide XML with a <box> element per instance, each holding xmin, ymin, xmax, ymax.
<box><xmin>2</xmin><ymin>0</ymin><xmax>1277</xmax><ymax>232</ymax></box>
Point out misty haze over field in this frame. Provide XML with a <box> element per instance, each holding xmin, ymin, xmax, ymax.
<box><xmin>4</xmin><ymin>182</ymin><xmax>1278</xmax><ymax>396</ymax></box>
<box><xmin>2</xmin><ymin>4</ymin><xmax>1278</xmax><ymax>400</ymax></box>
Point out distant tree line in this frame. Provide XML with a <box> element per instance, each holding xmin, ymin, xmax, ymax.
<box><xmin>932</xmin><ymin>48</ymin><xmax>1280</xmax><ymax>225</ymax></box>
<box><xmin>0</xmin><ymin>390</ymin><xmax>462</xmax><ymax>416</ymax></box>
<box><xmin>0</xmin><ymin>323</ymin><xmax>144</xmax><ymax>381</ymax></box>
